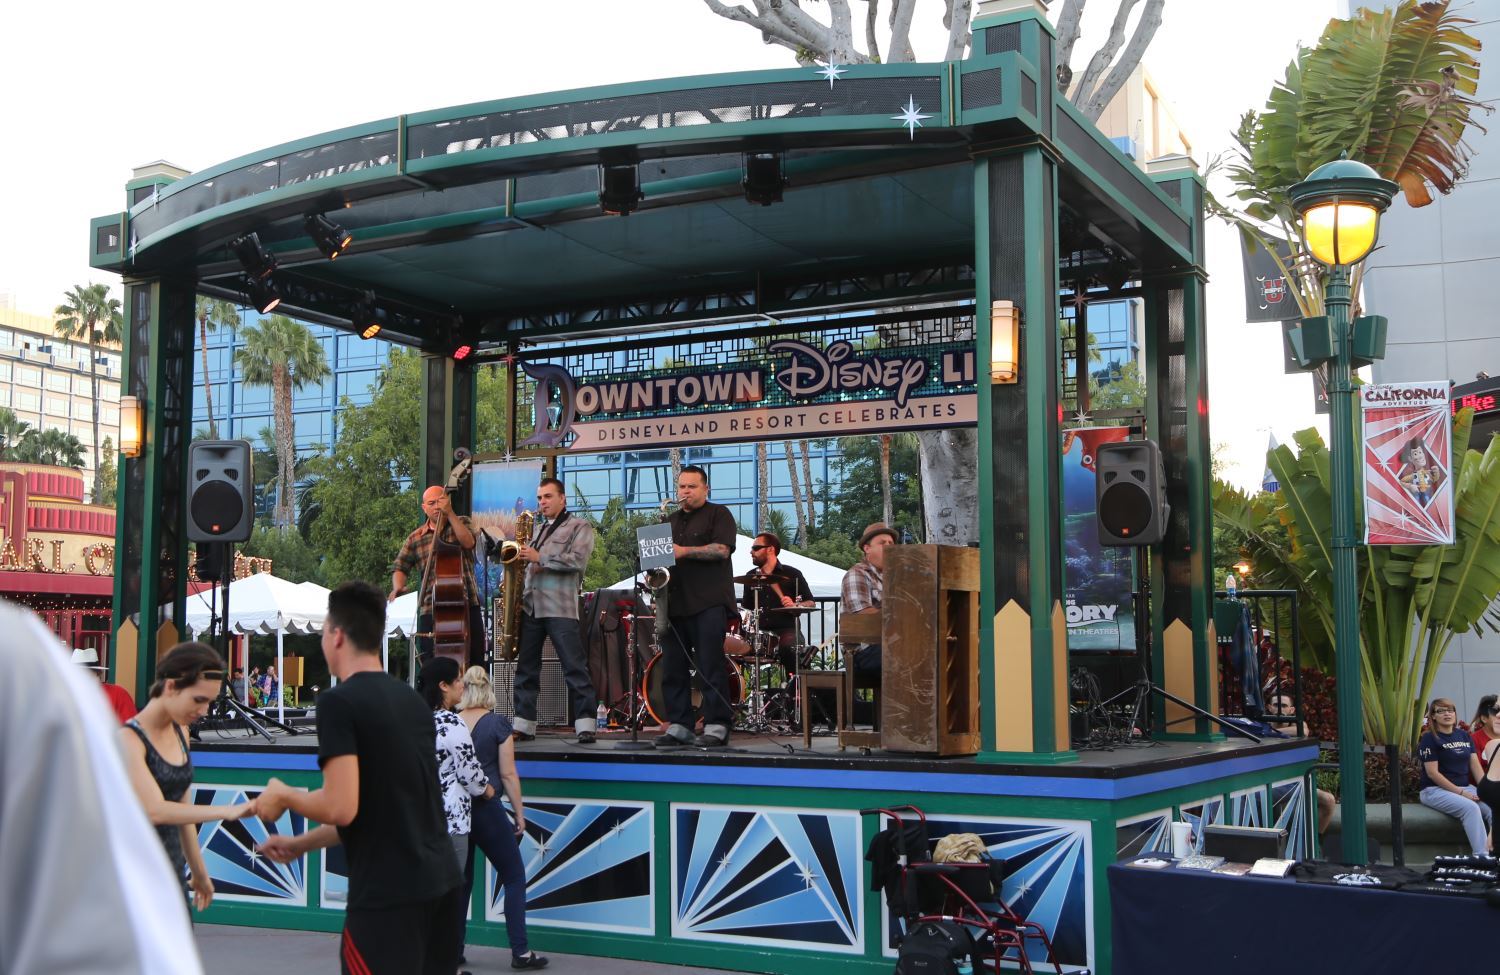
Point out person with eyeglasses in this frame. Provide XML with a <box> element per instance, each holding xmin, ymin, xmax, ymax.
<box><xmin>742</xmin><ymin>532</ymin><xmax>814</xmax><ymax>675</ymax></box>
<box><xmin>119</xmin><ymin>641</ymin><xmax>258</xmax><ymax>913</ymax></box>
<box><xmin>1418</xmin><ymin>697</ymin><xmax>1493</xmax><ymax>855</ymax></box>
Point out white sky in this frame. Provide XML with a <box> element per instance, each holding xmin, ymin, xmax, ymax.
<box><xmin>0</xmin><ymin>0</ymin><xmax>1338</xmax><ymax>489</ymax></box>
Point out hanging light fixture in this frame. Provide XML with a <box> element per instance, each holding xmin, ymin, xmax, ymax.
<box><xmin>118</xmin><ymin>395</ymin><xmax>143</xmax><ymax>458</ymax></box>
<box><xmin>990</xmin><ymin>300</ymin><xmax>1020</xmax><ymax>383</ymax></box>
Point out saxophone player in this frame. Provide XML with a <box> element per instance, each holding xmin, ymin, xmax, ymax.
<box><xmin>511</xmin><ymin>477</ymin><xmax>599</xmax><ymax>744</ymax></box>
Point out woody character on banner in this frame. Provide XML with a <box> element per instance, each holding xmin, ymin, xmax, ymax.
<box><xmin>1062</xmin><ymin>427</ymin><xmax>1134</xmax><ymax>651</ymax></box>
<box><xmin>1361</xmin><ymin>382</ymin><xmax>1455</xmax><ymax>545</ymax></box>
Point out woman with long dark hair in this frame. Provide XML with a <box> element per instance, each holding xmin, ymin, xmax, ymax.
<box><xmin>418</xmin><ymin>656</ymin><xmax>494</xmax><ymax>972</ymax></box>
<box><xmin>119</xmin><ymin>641</ymin><xmax>255</xmax><ymax>911</ymax></box>
<box><xmin>458</xmin><ymin>665</ymin><xmax>546</xmax><ymax>969</ymax></box>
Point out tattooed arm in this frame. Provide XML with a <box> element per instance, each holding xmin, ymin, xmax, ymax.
<box><xmin>675</xmin><ymin>542</ymin><xmax>730</xmax><ymax>560</ymax></box>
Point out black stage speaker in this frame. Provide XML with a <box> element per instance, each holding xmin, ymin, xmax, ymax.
<box><xmin>1096</xmin><ymin>440</ymin><xmax>1169</xmax><ymax>546</ymax></box>
<box><xmin>187</xmin><ymin>440</ymin><xmax>254</xmax><ymax>542</ymax></box>
<box><xmin>1202</xmin><ymin>824</ymin><xmax>1288</xmax><ymax>862</ymax></box>
<box><xmin>491</xmin><ymin>637</ymin><xmax>569</xmax><ymax>725</ymax></box>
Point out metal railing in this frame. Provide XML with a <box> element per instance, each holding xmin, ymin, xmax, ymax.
<box><xmin>1214</xmin><ymin>588</ymin><xmax>1307</xmax><ymax>737</ymax></box>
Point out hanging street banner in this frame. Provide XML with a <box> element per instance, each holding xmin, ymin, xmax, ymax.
<box><xmin>1240</xmin><ymin>230</ymin><xmax>1300</xmax><ymax>324</ymax></box>
<box><xmin>519</xmin><ymin>338</ymin><xmax>978</xmax><ymax>453</ymax></box>
<box><xmin>1061</xmin><ymin>426</ymin><xmax>1135</xmax><ymax>652</ymax></box>
<box><xmin>1361</xmin><ymin>382</ymin><xmax>1455</xmax><ymax>546</ymax></box>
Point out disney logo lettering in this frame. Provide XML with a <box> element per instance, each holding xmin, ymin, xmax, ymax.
<box><xmin>770</xmin><ymin>339</ymin><xmax>927</xmax><ymax>408</ymax></box>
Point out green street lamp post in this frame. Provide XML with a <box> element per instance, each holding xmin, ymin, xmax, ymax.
<box><xmin>1289</xmin><ymin>159</ymin><xmax>1399</xmax><ymax>865</ymax></box>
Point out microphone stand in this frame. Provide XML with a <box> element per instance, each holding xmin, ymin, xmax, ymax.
<box><xmin>615</xmin><ymin>556</ymin><xmax>656</xmax><ymax>750</ymax></box>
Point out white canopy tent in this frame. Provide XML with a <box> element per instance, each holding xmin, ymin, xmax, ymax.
<box><xmin>186</xmin><ymin>572</ymin><xmax>326</xmax><ymax>721</ymax></box>
<box><xmin>384</xmin><ymin>589</ymin><xmax>423</xmax><ymax>675</ymax></box>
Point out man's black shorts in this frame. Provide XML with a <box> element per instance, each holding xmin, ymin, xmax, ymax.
<box><xmin>340</xmin><ymin>884</ymin><xmax>465</xmax><ymax>975</ymax></box>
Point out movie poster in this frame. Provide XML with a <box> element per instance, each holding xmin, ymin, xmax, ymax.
<box><xmin>1062</xmin><ymin>427</ymin><xmax>1135</xmax><ymax>651</ymax></box>
<box><xmin>470</xmin><ymin>459</ymin><xmax>547</xmax><ymax>602</ymax></box>
<box><xmin>1361</xmin><ymin>383</ymin><xmax>1455</xmax><ymax>546</ymax></box>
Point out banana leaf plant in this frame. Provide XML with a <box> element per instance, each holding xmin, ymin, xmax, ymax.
<box><xmin>1205</xmin><ymin>0</ymin><xmax>1488</xmax><ymax>320</ymax></box>
<box><xmin>1265</xmin><ymin>409</ymin><xmax>1500</xmax><ymax>751</ymax></box>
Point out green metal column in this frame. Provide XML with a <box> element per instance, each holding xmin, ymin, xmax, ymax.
<box><xmin>419</xmin><ymin>354</ymin><xmax>478</xmax><ymax>507</ymax></box>
<box><xmin>110</xmin><ymin>277</ymin><xmax>195</xmax><ymax>698</ymax></box>
<box><xmin>1145</xmin><ymin>163</ymin><xmax>1218</xmax><ymax>739</ymax></box>
<box><xmin>974</xmin><ymin>145</ymin><xmax>1073</xmax><ymax>763</ymax></box>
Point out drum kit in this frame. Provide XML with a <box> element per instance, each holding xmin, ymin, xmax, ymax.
<box><xmin>616</xmin><ymin>570</ymin><xmax>819</xmax><ymax>734</ymax></box>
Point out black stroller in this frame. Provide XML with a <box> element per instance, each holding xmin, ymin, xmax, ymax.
<box><xmin>864</xmin><ymin>805</ymin><xmax>1069</xmax><ymax>975</ymax></box>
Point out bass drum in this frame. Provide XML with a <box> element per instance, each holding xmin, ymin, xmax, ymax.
<box><xmin>642</xmin><ymin>653</ymin><xmax>744</xmax><ymax>726</ymax></box>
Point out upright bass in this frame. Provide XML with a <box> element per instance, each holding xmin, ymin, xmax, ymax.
<box><xmin>427</xmin><ymin>449</ymin><xmax>474</xmax><ymax>668</ymax></box>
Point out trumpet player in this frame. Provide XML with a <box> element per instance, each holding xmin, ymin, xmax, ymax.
<box><xmin>657</xmin><ymin>465</ymin><xmax>738</xmax><ymax>749</ymax></box>
<box><xmin>512</xmin><ymin>477</ymin><xmax>599</xmax><ymax>744</ymax></box>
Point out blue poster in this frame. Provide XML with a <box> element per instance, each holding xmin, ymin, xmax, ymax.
<box><xmin>470</xmin><ymin>459</ymin><xmax>546</xmax><ymax>604</ymax></box>
<box><xmin>1062</xmin><ymin>427</ymin><xmax>1135</xmax><ymax>652</ymax></box>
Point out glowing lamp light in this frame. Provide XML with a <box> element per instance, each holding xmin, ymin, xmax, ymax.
<box><xmin>360</xmin><ymin>323</ymin><xmax>382</xmax><ymax>340</ymax></box>
<box><xmin>990</xmin><ymin>299</ymin><xmax>1020</xmax><ymax>383</ymax></box>
<box><xmin>119</xmin><ymin>395</ymin><xmax>143</xmax><ymax>458</ymax></box>
<box><xmin>1234</xmin><ymin>559</ymin><xmax>1252</xmax><ymax>577</ymax></box>
<box><xmin>452</xmin><ymin>344</ymin><xmax>472</xmax><ymax>361</ymax></box>
<box><xmin>1289</xmin><ymin>159</ymin><xmax>1398</xmax><ymax>267</ymax></box>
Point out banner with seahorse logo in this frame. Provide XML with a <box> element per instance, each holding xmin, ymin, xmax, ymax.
<box><xmin>1361</xmin><ymin>382</ymin><xmax>1454</xmax><ymax>546</ymax></box>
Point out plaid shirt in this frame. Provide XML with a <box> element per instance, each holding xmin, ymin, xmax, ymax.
<box><xmin>522</xmin><ymin>511</ymin><xmax>595</xmax><ymax>620</ymax></box>
<box><xmin>391</xmin><ymin>515</ymin><xmax>479</xmax><ymax>613</ymax></box>
<box><xmin>841</xmin><ymin>558</ymin><xmax>882</xmax><ymax>650</ymax></box>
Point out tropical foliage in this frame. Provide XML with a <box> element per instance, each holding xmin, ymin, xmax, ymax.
<box><xmin>1257</xmin><ymin>411</ymin><xmax>1500</xmax><ymax>750</ymax></box>
<box><xmin>234</xmin><ymin>315</ymin><xmax>330</xmax><ymax>528</ymax></box>
<box><xmin>194</xmin><ymin>297</ymin><xmax>241</xmax><ymax>439</ymax></box>
<box><xmin>54</xmin><ymin>282</ymin><xmax>122</xmax><ymax>502</ymax></box>
<box><xmin>14</xmin><ymin>427</ymin><xmax>86</xmax><ymax>468</ymax></box>
<box><xmin>1211</xmin><ymin>0</ymin><xmax>1489</xmax><ymax>319</ymax></box>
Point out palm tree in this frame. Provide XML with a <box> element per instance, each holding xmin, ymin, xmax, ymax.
<box><xmin>195</xmin><ymin>297</ymin><xmax>242</xmax><ymax>439</ymax></box>
<box><xmin>783</xmin><ymin>441</ymin><xmax>806</xmax><ymax>545</ymax></box>
<box><xmin>0</xmin><ymin>408</ymin><xmax>31</xmax><ymax>459</ymax></box>
<box><xmin>16</xmin><ymin>428</ymin><xmax>86</xmax><ymax>468</ymax></box>
<box><xmin>234</xmin><ymin>315</ymin><xmax>330</xmax><ymax>528</ymax></box>
<box><xmin>755</xmin><ymin>441</ymin><xmax>771</xmax><ymax>533</ymax></box>
<box><xmin>54</xmin><ymin>283</ymin><xmax>122</xmax><ymax>501</ymax></box>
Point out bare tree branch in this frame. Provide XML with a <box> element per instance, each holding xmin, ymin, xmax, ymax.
<box><xmin>700</xmin><ymin>0</ymin><xmax>819</xmax><ymax>55</ymax></box>
<box><xmin>826</xmin><ymin>0</ymin><xmax>857</xmax><ymax>62</ymax></box>
<box><xmin>1072</xmin><ymin>0</ymin><xmax>1139</xmax><ymax>110</ymax></box>
<box><xmin>943</xmin><ymin>0</ymin><xmax>973</xmax><ymax>61</ymax></box>
<box><xmin>1076</xmin><ymin>0</ymin><xmax>1163</xmax><ymax>121</ymax></box>
<box><xmin>887</xmin><ymin>0</ymin><xmax>918</xmax><ymax>62</ymax></box>
<box><xmin>1054</xmin><ymin>0</ymin><xmax>1086</xmax><ymax>90</ymax></box>
<box><xmin>865</xmin><ymin>0</ymin><xmax>882</xmax><ymax>63</ymax></box>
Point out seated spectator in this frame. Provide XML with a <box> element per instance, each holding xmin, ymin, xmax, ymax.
<box><xmin>1419</xmin><ymin>697</ymin><xmax>1493</xmax><ymax>855</ymax></box>
<box><xmin>1265</xmin><ymin>693</ymin><xmax>1335</xmax><ymax>834</ymax></box>
<box><xmin>1470</xmin><ymin>694</ymin><xmax>1499</xmax><ymax>770</ymax></box>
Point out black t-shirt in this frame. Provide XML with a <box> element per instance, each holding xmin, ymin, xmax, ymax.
<box><xmin>740</xmin><ymin>562</ymin><xmax>810</xmax><ymax>632</ymax></box>
<box><xmin>1419</xmin><ymin>728</ymin><xmax>1476</xmax><ymax>790</ymax></box>
<box><xmin>316</xmin><ymin>671</ymin><xmax>461</xmax><ymax>911</ymax></box>
<box><xmin>667</xmin><ymin>501</ymin><xmax>737</xmax><ymax>617</ymax></box>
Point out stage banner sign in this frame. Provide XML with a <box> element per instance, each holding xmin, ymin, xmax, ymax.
<box><xmin>636</xmin><ymin>524</ymin><xmax>675</xmax><ymax>571</ymax></box>
<box><xmin>1061</xmin><ymin>427</ymin><xmax>1135</xmax><ymax>651</ymax></box>
<box><xmin>519</xmin><ymin>338</ymin><xmax>977</xmax><ymax>453</ymax></box>
<box><xmin>1361</xmin><ymin>382</ymin><xmax>1455</xmax><ymax>546</ymax></box>
<box><xmin>471</xmin><ymin>459</ymin><xmax>546</xmax><ymax>603</ymax></box>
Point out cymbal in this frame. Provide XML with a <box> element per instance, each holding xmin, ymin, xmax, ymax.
<box><xmin>733</xmin><ymin>571</ymin><xmax>793</xmax><ymax>585</ymax></box>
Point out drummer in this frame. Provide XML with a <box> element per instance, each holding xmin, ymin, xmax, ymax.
<box><xmin>739</xmin><ymin>533</ymin><xmax>814</xmax><ymax>673</ymax></box>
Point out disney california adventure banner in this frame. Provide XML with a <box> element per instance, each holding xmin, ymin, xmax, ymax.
<box><xmin>1361</xmin><ymin>382</ymin><xmax>1455</xmax><ymax>546</ymax></box>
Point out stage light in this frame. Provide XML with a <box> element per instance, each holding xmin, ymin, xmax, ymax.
<box><xmin>452</xmin><ymin>344</ymin><xmax>472</xmax><ymax>361</ymax></box>
<box><xmin>353</xmin><ymin>291</ymin><xmax>380</xmax><ymax>339</ymax></box>
<box><xmin>231</xmin><ymin>232</ymin><xmax>277</xmax><ymax>279</ymax></box>
<box><xmin>742</xmin><ymin>152</ymin><xmax>785</xmax><ymax>206</ymax></box>
<box><xmin>246</xmin><ymin>276</ymin><xmax>281</xmax><ymax>314</ymax></box>
<box><xmin>304</xmin><ymin>213</ymin><xmax>352</xmax><ymax>260</ymax></box>
<box><xmin>990</xmin><ymin>299</ymin><xmax>1019</xmax><ymax>383</ymax></box>
<box><xmin>361</xmin><ymin>323</ymin><xmax>382</xmax><ymax>340</ymax></box>
<box><xmin>598</xmin><ymin>163</ymin><xmax>642</xmax><ymax>215</ymax></box>
<box><xmin>118</xmin><ymin>395</ymin><xmax>143</xmax><ymax>458</ymax></box>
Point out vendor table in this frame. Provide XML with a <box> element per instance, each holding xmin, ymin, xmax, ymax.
<box><xmin>1107</xmin><ymin>859</ymin><xmax>1492</xmax><ymax>974</ymax></box>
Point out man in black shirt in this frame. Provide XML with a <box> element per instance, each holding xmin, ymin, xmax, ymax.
<box><xmin>256</xmin><ymin>581</ymin><xmax>463</xmax><ymax>975</ymax></box>
<box><xmin>657</xmin><ymin>465</ymin><xmax>738</xmax><ymax>749</ymax></box>
<box><xmin>740</xmin><ymin>532</ymin><xmax>813</xmax><ymax>674</ymax></box>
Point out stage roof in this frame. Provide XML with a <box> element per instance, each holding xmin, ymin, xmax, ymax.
<box><xmin>90</xmin><ymin>36</ymin><xmax>1199</xmax><ymax>352</ymax></box>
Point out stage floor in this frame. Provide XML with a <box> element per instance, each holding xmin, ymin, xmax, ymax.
<box><xmin>194</xmin><ymin>723</ymin><xmax>1316</xmax><ymax>785</ymax></box>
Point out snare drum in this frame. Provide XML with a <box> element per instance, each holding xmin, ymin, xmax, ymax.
<box><xmin>641</xmin><ymin>654</ymin><xmax>745</xmax><ymax>725</ymax></box>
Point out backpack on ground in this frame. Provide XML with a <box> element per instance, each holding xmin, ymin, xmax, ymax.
<box><xmin>894</xmin><ymin>919</ymin><xmax>974</xmax><ymax>975</ymax></box>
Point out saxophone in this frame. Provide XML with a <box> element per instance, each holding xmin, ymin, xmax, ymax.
<box><xmin>495</xmin><ymin>510</ymin><xmax>534</xmax><ymax>662</ymax></box>
<box><xmin>650</xmin><ymin>497</ymin><xmax>673</xmax><ymax>640</ymax></box>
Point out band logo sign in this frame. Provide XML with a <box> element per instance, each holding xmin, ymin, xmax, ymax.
<box><xmin>524</xmin><ymin>338</ymin><xmax>978</xmax><ymax>453</ymax></box>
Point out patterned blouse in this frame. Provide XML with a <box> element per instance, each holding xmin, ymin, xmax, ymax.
<box><xmin>432</xmin><ymin>708</ymin><xmax>489</xmax><ymax>835</ymax></box>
